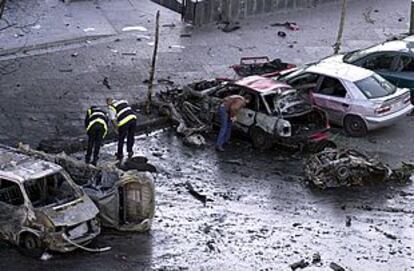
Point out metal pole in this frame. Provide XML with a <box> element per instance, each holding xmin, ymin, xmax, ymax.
<box><xmin>334</xmin><ymin>0</ymin><xmax>347</xmax><ymax>54</ymax></box>
<box><xmin>410</xmin><ymin>0</ymin><xmax>414</xmax><ymax>35</ymax></box>
<box><xmin>145</xmin><ymin>11</ymin><xmax>160</xmax><ymax>114</ymax></box>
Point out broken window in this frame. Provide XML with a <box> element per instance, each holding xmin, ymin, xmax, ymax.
<box><xmin>287</xmin><ymin>72</ymin><xmax>319</xmax><ymax>88</ymax></box>
<box><xmin>355</xmin><ymin>74</ymin><xmax>396</xmax><ymax>99</ymax></box>
<box><xmin>363</xmin><ymin>54</ymin><xmax>396</xmax><ymax>71</ymax></box>
<box><xmin>317</xmin><ymin>77</ymin><xmax>347</xmax><ymax>98</ymax></box>
<box><xmin>0</xmin><ymin>179</ymin><xmax>24</xmax><ymax>206</ymax></box>
<box><xmin>397</xmin><ymin>56</ymin><xmax>414</xmax><ymax>72</ymax></box>
<box><xmin>24</xmin><ymin>171</ymin><xmax>81</xmax><ymax>208</ymax></box>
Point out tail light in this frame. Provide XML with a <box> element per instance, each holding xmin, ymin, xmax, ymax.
<box><xmin>375</xmin><ymin>105</ymin><xmax>391</xmax><ymax>115</ymax></box>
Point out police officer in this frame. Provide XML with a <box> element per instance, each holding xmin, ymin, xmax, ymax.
<box><xmin>106</xmin><ymin>98</ymin><xmax>137</xmax><ymax>160</ymax></box>
<box><xmin>85</xmin><ymin>106</ymin><xmax>108</xmax><ymax>166</ymax></box>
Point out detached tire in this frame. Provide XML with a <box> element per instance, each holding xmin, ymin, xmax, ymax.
<box><xmin>344</xmin><ymin>115</ymin><xmax>367</xmax><ymax>137</ymax></box>
<box><xmin>311</xmin><ymin>140</ymin><xmax>337</xmax><ymax>153</ymax></box>
<box><xmin>251</xmin><ymin>126</ymin><xmax>273</xmax><ymax>150</ymax></box>
<box><xmin>19</xmin><ymin>233</ymin><xmax>44</xmax><ymax>258</ymax></box>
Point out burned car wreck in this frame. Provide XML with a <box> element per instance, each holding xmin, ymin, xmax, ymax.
<box><xmin>0</xmin><ymin>144</ymin><xmax>100</xmax><ymax>254</ymax></box>
<box><xmin>17</xmin><ymin>144</ymin><xmax>156</xmax><ymax>233</ymax></box>
<box><xmin>159</xmin><ymin>76</ymin><xmax>335</xmax><ymax>151</ymax></box>
<box><xmin>305</xmin><ymin>148</ymin><xmax>413</xmax><ymax>189</ymax></box>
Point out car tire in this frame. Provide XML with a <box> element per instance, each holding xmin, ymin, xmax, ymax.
<box><xmin>251</xmin><ymin>126</ymin><xmax>273</xmax><ymax>150</ymax></box>
<box><xmin>19</xmin><ymin>233</ymin><xmax>44</xmax><ymax>258</ymax></box>
<box><xmin>344</xmin><ymin>115</ymin><xmax>367</xmax><ymax>137</ymax></box>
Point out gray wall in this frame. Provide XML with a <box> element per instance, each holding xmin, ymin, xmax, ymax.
<box><xmin>191</xmin><ymin>0</ymin><xmax>341</xmax><ymax>25</ymax></box>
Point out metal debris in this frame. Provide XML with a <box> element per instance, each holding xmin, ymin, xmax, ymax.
<box><xmin>329</xmin><ymin>262</ymin><xmax>345</xmax><ymax>271</ymax></box>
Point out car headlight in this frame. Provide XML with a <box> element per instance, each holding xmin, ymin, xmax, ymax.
<box><xmin>275</xmin><ymin>119</ymin><xmax>292</xmax><ymax>137</ymax></box>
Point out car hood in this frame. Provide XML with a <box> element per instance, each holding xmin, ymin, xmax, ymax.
<box><xmin>39</xmin><ymin>195</ymin><xmax>99</xmax><ymax>227</ymax></box>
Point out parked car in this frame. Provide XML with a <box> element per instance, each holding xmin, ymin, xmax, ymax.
<box><xmin>0</xmin><ymin>144</ymin><xmax>100</xmax><ymax>255</ymax></box>
<box><xmin>182</xmin><ymin>76</ymin><xmax>334</xmax><ymax>151</ymax></box>
<box><xmin>322</xmin><ymin>37</ymin><xmax>414</xmax><ymax>88</ymax></box>
<box><xmin>276</xmin><ymin>62</ymin><xmax>413</xmax><ymax>136</ymax></box>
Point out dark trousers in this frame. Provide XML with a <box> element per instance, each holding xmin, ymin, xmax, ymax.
<box><xmin>117</xmin><ymin>119</ymin><xmax>137</xmax><ymax>158</ymax></box>
<box><xmin>216</xmin><ymin>105</ymin><xmax>232</xmax><ymax>147</ymax></box>
<box><xmin>86</xmin><ymin>124</ymin><xmax>105</xmax><ymax>164</ymax></box>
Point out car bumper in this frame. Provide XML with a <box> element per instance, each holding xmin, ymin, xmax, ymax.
<box><xmin>364</xmin><ymin>104</ymin><xmax>413</xmax><ymax>130</ymax></box>
<box><xmin>46</xmin><ymin>225</ymin><xmax>101</xmax><ymax>253</ymax></box>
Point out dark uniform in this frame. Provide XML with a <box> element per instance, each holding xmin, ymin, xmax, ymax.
<box><xmin>85</xmin><ymin>106</ymin><xmax>108</xmax><ymax>165</ymax></box>
<box><xmin>108</xmin><ymin>99</ymin><xmax>137</xmax><ymax>160</ymax></box>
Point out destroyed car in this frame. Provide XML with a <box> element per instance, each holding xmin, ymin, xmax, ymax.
<box><xmin>179</xmin><ymin>76</ymin><xmax>334</xmax><ymax>151</ymax></box>
<box><xmin>277</xmin><ymin>62</ymin><xmax>413</xmax><ymax>137</ymax></box>
<box><xmin>18</xmin><ymin>144</ymin><xmax>155</xmax><ymax>233</ymax></box>
<box><xmin>305</xmin><ymin>148</ymin><xmax>393</xmax><ymax>189</ymax></box>
<box><xmin>230</xmin><ymin>56</ymin><xmax>296</xmax><ymax>78</ymax></box>
<box><xmin>0</xmin><ymin>144</ymin><xmax>100</xmax><ymax>254</ymax></box>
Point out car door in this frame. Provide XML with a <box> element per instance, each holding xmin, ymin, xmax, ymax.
<box><xmin>233</xmin><ymin>90</ymin><xmax>257</xmax><ymax>134</ymax></box>
<box><xmin>313</xmin><ymin>76</ymin><xmax>351</xmax><ymax>124</ymax></box>
<box><xmin>393</xmin><ymin>54</ymin><xmax>414</xmax><ymax>88</ymax></box>
<box><xmin>356</xmin><ymin>52</ymin><xmax>400</xmax><ymax>84</ymax></box>
<box><xmin>0</xmin><ymin>179</ymin><xmax>27</xmax><ymax>242</ymax></box>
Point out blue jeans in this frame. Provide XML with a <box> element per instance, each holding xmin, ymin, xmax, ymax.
<box><xmin>216</xmin><ymin>105</ymin><xmax>232</xmax><ymax>147</ymax></box>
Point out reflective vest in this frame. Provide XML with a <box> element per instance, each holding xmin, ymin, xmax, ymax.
<box><xmin>109</xmin><ymin>100</ymin><xmax>137</xmax><ymax>127</ymax></box>
<box><xmin>86</xmin><ymin>107</ymin><xmax>108</xmax><ymax>138</ymax></box>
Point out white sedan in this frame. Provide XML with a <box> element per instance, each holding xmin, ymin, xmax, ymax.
<box><xmin>276</xmin><ymin>62</ymin><xmax>413</xmax><ymax>136</ymax></box>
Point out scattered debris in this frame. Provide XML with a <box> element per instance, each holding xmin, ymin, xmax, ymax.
<box><xmin>31</xmin><ymin>24</ymin><xmax>41</xmax><ymax>30</ymax></box>
<box><xmin>278</xmin><ymin>31</ymin><xmax>287</xmax><ymax>38</ymax></box>
<box><xmin>40</xmin><ymin>252</ymin><xmax>53</xmax><ymax>261</ymax></box>
<box><xmin>185</xmin><ymin>181</ymin><xmax>212</xmax><ymax>206</ymax></box>
<box><xmin>374</xmin><ymin>227</ymin><xmax>397</xmax><ymax>240</ymax></box>
<box><xmin>162</xmin><ymin>23</ymin><xmax>176</xmax><ymax>28</ymax></box>
<box><xmin>312</xmin><ymin>252</ymin><xmax>321</xmax><ymax>264</ymax></box>
<box><xmin>329</xmin><ymin>262</ymin><xmax>345</xmax><ymax>271</ymax></box>
<box><xmin>270</xmin><ymin>21</ymin><xmax>299</xmax><ymax>31</ymax></box>
<box><xmin>59</xmin><ymin>68</ymin><xmax>73</xmax><ymax>72</ymax></box>
<box><xmin>362</xmin><ymin>7</ymin><xmax>375</xmax><ymax>24</ymax></box>
<box><xmin>169</xmin><ymin>44</ymin><xmax>185</xmax><ymax>49</ymax></box>
<box><xmin>121</xmin><ymin>25</ymin><xmax>148</xmax><ymax>32</ymax></box>
<box><xmin>221</xmin><ymin>22</ymin><xmax>240</xmax><ymax>33</ymax></box>
<box><xmin>180</xmin><ymin>33</ymin><xmax>192</xmax><ymax>38</ymax></box>
<box><xmin>398</xmin><ymin>17</ymin><xmax>405</xmax><ymax>22</ymax></box>
<box><xmin>71</xmin><ymin>52</ymin><xmax>78</xmax><ymax>57</ymax></box>
<box><xmin>290</xmin><ymin>259</ymin><xmax>309</xmax><ymax>270</ymax></box>
<box><xmin>345</xmin><ymin>216</ymin><xmax>352</xmax><ymax>227</ymax></box>
<box><xmin>157</xmin><ymin>78</ymin><xmax>175</xmax><ymax>85</ymax></box>
<box><xmin>83</xmin><ymin>27</ymin><xmax>96</xmax><ymax>32</ymax></box>
<box><xmin>121</xmin><ymin>52</ymin><xmax>137</xmax><ymax>56</ymax></box>
<box><xmin>103</xmin><ymin>76</ymin><xmax>111</xmax><ymax>89</ymax></box>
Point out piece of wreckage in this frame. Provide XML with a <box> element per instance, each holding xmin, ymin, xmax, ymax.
<box><xmin>157</xmin><ymin>76</ymin><xmax>335</xmax><ymax>152</ymax></box>
<box><xmin>230</xmin><ymin>56</ymin><xmax>296</xmax><ymax>78</ymax></box>
<box><xmin>17</xmin><ymin>143</ymin><xmax>155</xmax><ymax>233</ymax></box>
<box><xmin>0</xmin><ymin>144</ymin><xmax>101</xmax><ymax>255</ymax></box>
<box><xmin>305</xmin><ymin>148</ymin><xmax>414</xmax><ymax>189</ymax></box>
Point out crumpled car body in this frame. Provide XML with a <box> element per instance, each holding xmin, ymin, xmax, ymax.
<box><xmin>18</xmin><ymin>144</ymin><xmax>155</xmax><ymax>232</ymax></box>
<box><xmin>305</xmin><ymin>148</ymin><xmax>392</xmax><ymax>189</ymax></box>
<box><xmin>230</xmin><ymin>56</ymin><xmax>296</xmax><ymax>78</ymax></box>
<box><xmin>180</xmin><ymin>76</ymin><xmax>334</xmax><ymax>151</ymax></box>
<box><xmin>0</xmin><ymin>145</ymin><xmax>100</xmax><ymax>253</ymax></box>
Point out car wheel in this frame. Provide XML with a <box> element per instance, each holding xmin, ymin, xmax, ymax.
<box><xmin>251</xmin><ymin>126</ymin><xmax>273</xmax><ymax>150</ymax></box>
<box><xmin>344</xmin><ymin>115</ymin><xmax>367</xmax><ymax>137</ymax></box>
<box><xmin>19</xmin><ymin>233</ymin><xmax>44</xmax><ymax>258</ymax></box>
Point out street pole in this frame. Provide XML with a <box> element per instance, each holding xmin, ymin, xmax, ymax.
<box><xmin>334</xmin><ymin>0</ymin><xmax>347</xmax><ymax>54</ymax></box>
<box><xmin>410</xmin><ymin>0</ymin><xmax>414</xmax><ymax>35</ymax></box>
<box><xmin>146</xmin><ymin>10</ymin><xmax>160</xmax><ymax>114</ymax></box>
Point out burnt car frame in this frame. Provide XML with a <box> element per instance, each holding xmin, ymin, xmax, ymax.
<box><xmin>0</xmin><ymin>145</ymin><xmax>100</xmax><ymax>254</ymax></box>
<box><xmin>183</xmin><ymin>76</ymin><xmax>334</xmax><ymax>151</ymax></box>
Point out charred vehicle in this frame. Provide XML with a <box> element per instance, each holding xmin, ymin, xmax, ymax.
<box><xmin>161</xmin><ymin>76</ymin><xmax>334</xmax><ymax>151</ymax></box>
<box><xmin>230</xmin><ymin>56</ymin><xmax>296</xmax><ymax>78</ymax></box>
<box><xmin>18</xmin><ymin>144</ymin><xmax>155</xmax><ymax>233</ymax></box>
<box><xmin>0</xmin><ymin>145</ymin><xmax>100</xmax><ymax>254</ymax></box>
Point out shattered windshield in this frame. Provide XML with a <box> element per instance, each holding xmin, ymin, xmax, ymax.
<box><xmin>24</xmin><ymin>171</ymin><xmax>81</xmax><ymax>208</ymax></box>
<box><xmin>355</xmin><ymin>74</ymin><xmax>396</xmax><ymax>99</ymax></box>
<box><xmin>342</xmin><ymin>49</ymin><xmax>371</xmax><ymax>63</ymax></box>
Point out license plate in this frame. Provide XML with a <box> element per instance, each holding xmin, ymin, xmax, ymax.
<box><xmin>68</xmin><ymin>223</ymin><xmax>88</xmax><ymax>239</ymax></box>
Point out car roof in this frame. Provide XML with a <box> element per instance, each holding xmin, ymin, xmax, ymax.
<box><xmin>0</xmin><ymin>145</ymin><xmax>62</xmax><ymax>184</ymax></box>
<box><xmin>362</xmin><ymin>39</ymin><xmax>414</xmax><ymax>54</ymax></box>
<box><xmin>234</xmin><ymin>76</ymin><xmax>292</xmax><ymax>94</ymax></box>
<box><xmin>306</xmin><ymin>62</ymin><xmax>374</xmax><ymax>82</ymax></box>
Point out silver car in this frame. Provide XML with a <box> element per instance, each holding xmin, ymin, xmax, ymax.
<box><xmin>277</xmin><ymin>62</ymin><xmax>413</xmax><ymax>136</ymax></box>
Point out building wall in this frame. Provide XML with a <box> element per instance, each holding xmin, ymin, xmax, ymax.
<box><xmin>181</xmin><ymin>0</ymin><xmax>342</xmax><ymax>25</ymax></box>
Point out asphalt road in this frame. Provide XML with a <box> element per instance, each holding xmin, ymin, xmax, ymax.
<box><xmin>1</xmin><ymin>130</ymin><xmax>413</xmax><ymax>270</ymax></box>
